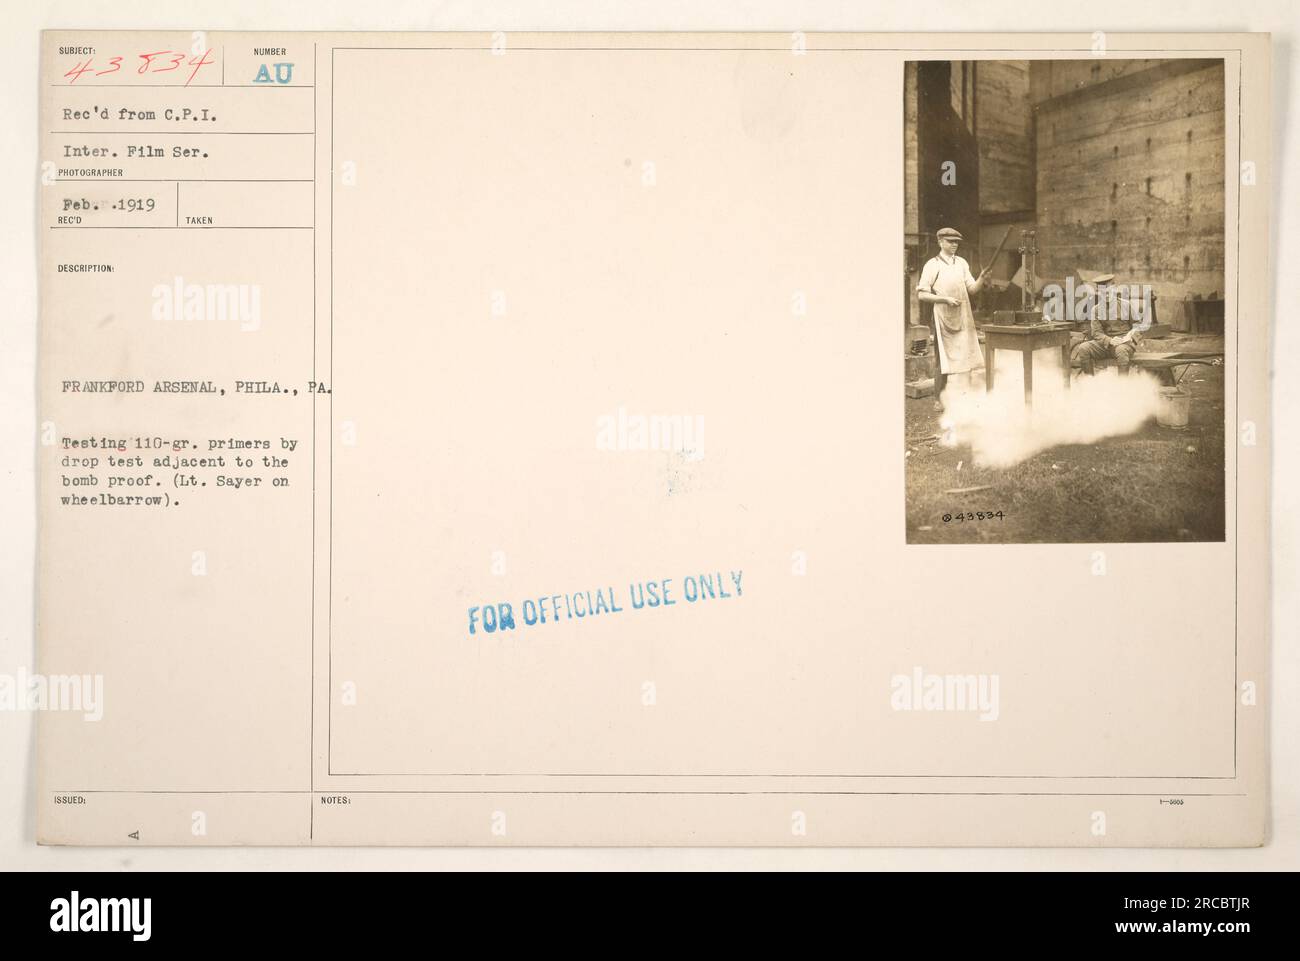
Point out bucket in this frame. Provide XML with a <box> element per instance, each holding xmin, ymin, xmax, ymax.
<box><xmin>1156</xmin><ymin>387</ymin><xmax>1190</xmax><ymax>428</ymax></box>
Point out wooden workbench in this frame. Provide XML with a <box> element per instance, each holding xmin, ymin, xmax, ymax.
<box><xmin>982</xmin><ymin>323</ymin><xmax>1073</xmax><ymax>406</ymax></box>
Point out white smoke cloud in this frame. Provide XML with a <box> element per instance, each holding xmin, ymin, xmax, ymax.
<box><xmin>938</xmin><ymin>350</ymin><xmax>1163</xmax><ymax>468</ymax></box>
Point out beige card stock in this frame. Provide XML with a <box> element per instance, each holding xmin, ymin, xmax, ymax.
<box><xmin>35</xmin><ymin>32</ymin><xmax>1270</xmax><ymax>845</ymax></box>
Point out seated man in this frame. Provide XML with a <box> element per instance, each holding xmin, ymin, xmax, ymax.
<box><xmin>1071</xmin><ymin>277</ymin><xmax>1144</xmax><ymax>375</ymax></box>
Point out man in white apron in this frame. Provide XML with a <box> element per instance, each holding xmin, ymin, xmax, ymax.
<box><xmin>917</xmin><ymin>227</ymin><xmax>991</xmax><ymax>411</ymax></box>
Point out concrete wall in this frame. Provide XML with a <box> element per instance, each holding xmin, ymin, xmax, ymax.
<box><xmin>975</xmin><ymin>60</ymin><xmax>1034</xmax><ymax>217</ymax></box>
<box><xmin>917</xmin><ymin>60</ymin><xmax>980</xmax><ymax>241</ymax></box>
<box><xmin>904</xmin><ymin>62</ymin><xmax>921</xmax><ymax>330</ymax></box>
<box><xmin>904</xmin><ymin>61</ymin><xmax>980</xmax><ymax>329</ymax></box>
<box><xmin>1030</xmin><ymin>58</ymin><xmax>1185</xmax><ymax>102</ymax></box>
<box><xmin>905</xmin><ymin>57</ymin><xmax>1226</xmax><ymax>330</ymax></box>
<box><xmin>1031</xmin><ymin>59</ymin><xmax>1226</xmax><ymax>309</ymax></box>
<box><xmin>905</xmin><ymin>61</ymin><xmax>919</xmax><ymax>236</ymax></box>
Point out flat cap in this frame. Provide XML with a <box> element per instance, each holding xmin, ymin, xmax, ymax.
<box><xmin>936</xmin><ymin>227</ymin><xmax>963</xmax><ymax>240</ymax></box>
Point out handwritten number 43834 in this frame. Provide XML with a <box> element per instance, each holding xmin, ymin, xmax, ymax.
<box><xmin>64</xmin><ymin>50</ymin><xmax>216</xmax><ymax>86</ymax></box>
<box><xmin>943</xmin><ymin>511</ymin><xmax>1005</xmax><ymax>523</ymax></box>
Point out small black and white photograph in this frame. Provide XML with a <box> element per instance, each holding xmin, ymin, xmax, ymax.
<box><xmin>904</xmin><ymin>58</ymin><xmax>1228</xmax><ymax>544</ymax></box>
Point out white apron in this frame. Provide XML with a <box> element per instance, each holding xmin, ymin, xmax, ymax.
<box><xmin>928</xmin><ymin>257</ymin><xmax>984</xmax><ymax>375</ymax></box>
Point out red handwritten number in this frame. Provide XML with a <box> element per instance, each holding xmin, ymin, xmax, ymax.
<box><xmin>66</xmin><ymin>49</ymin><xmax>215</xmax><ymax>85</ymax></box>
<box><xmin>185</xmin><ymin>49</ymin><xmax>215</xmax><ymax>86</ymax></box>
<box><xmin>63</xmin><ymin>59</ymin><xmax>94</xmax><ymax>84</ymax></box>
<box><xmin>136</xmin><ymin>50</ymin><xmax>168</xmax><ymax>74</ymax></box>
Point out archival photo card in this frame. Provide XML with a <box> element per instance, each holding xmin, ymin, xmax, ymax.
<box><xmin>34</xmin><ymin>32</ymin><xmax>1269</xmax><ymax>847</ymax></box>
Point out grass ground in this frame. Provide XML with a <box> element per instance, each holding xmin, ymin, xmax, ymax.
<box><xmin>904</xmin><ymin>334</ymin><xmax>1227</xmax><ymax>544</ymax></box>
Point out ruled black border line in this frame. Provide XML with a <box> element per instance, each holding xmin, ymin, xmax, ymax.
<box><xmin>316</xmin><ymin>45</ymin><xmax>1243</xmax><ymax>790</ymax></box>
